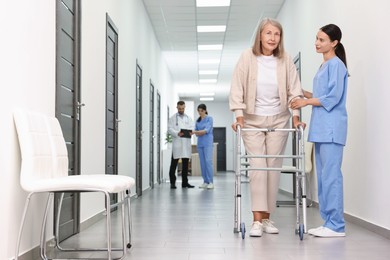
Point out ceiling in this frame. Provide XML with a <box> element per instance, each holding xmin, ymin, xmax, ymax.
<box><xmin>141</xmin><ymin>0</ymin><xmax>286</xmax><ymax>102</ymax></box>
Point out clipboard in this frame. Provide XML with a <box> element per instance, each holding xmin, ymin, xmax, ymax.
<box><xmin>180</xmin><ymin>129</ymin><xmax>192</xmax><ymax>138</ymax></box>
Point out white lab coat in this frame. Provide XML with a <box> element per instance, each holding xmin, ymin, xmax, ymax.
<box><xmin>168</xmin><ymin>113</ymin><xmax>194</xmax><ymax>159</ymax></box>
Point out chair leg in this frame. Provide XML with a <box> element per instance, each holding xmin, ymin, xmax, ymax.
<box><xmin>104</xmin><ymin>191</ymin><xmax>113</xmax><ymax>260</ymax></box>
<box><xmin>54</xmin><ymin>191</ymin><xmax>127</xmax><ymax>258</ymax></box>
<box><xmin>40</xmin><ymin>192</ymin><xmax>54</xmax><ymax>260</ymax></box>
<box><xmin>15</xmin><ymin>193</ymin><xmax>34</xmax><ymax>260</ymax></box>
<box><xmin>54</xmin><ymin>192</ymin><xmax>65</xmax><ymax>249</ymax></box>
<box><xmin>120</xmin><ymin>191</ymin><xmax>126</xmax><ymax>256</ymax></box>
<box><xmin>126</xmin><ymin>189</ymin><xmax>132</xmax><ymax>248</ymax></box>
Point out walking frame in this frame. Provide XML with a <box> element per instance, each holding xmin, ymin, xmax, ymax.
<box><xmin>233</xmin><ymin>125</ymin><xmax>307</xmax><ymax>240</ymax></box>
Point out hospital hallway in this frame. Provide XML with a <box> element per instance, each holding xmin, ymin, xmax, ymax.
<box><xmin>45</xmin><ymin>172</ymin><xmax>390</xmax><ymax>260</ymax></box>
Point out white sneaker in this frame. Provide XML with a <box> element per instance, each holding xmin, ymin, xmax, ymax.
<box><xmin>310</xmin><ymin>226</ymin><xmax>346</xmax><ymax>237</ymax></box>
<box><xmin>206</xmin><ymin>183</ymin><xmax>214</xmax><ymax>189</ymax></box>
<box><xmin>262</xmin><ymin>219</ymin><xmax>279</xmax><ymax>234</ymax></box>
<box><xmin>308</xmin><ymin>226</ymin><xmax>323</xmax><ymax>235</ymax></box>
<box><xmin>199</xmin><ymin>183</ymin><xmax>208</xmax><ymax>188</ymax></box>
<box><xmin>249</xmin><ymin>221</ymin><xmax>263</xmax><ymax>237</ymax></box>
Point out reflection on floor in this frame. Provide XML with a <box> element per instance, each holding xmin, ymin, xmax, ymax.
<box><xmin>45</xmin><ymin>172</ymin><xmax>390</xmax><ymax>260</ymax></box>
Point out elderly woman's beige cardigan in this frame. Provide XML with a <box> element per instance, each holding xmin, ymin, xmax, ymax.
<box><xmin>229</xmin><ymin>48</ymin><xmax>303</xmax><ymax>118</ymax></box>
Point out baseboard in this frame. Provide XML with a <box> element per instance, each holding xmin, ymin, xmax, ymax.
<box><xmin>80</xmin><ymin>209</ymin><xmax>105</xmax><ymax>231</ymax></box>
<box><xmin>14</xmin><ymin>212</ymin><xmax>105</xmax><ymax>260</ymax></box>
<box><xmin>14</xmin><ymin>193</ymin><xmax>137</xmax><ymax>260</ymax></box>
<box><xmin>344</xmin><ymin>214</ymin><xmax>390</xmax><ymax>239</ymax></box>
<box><xmin>278</xmin><ymin>189</ymin><xmax>390</xmax><ymax>239</ymax></box>
<box><xmin>13</xmin><ymin>239</ymin><xmax>55</xmax><ymax>260</ymax></box>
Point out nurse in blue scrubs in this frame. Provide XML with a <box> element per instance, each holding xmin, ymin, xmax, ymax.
<box><xmin>291</xmin><ymin>24</ymin><xmax>348</xmax><ymax>237</ymax></box>
<box><xmin>193</xmin><ymin>104</ymin><xmax>214</xmax><ymax>189</ymax></box>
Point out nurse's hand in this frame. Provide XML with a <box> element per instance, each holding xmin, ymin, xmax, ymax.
<box><xmin>290</xmin><ymin>98</ymin><xmax>308</xmax><ymax>109</ymax></box>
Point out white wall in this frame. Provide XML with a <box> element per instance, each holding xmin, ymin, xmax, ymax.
<box><xmin>278</xmin><ymin>0</ymin><xmax>390</xmax><ymax>230</ymax></box>
<box><xmin>1</xmin><ymin>1</ymin><xmax>56</xmax><ymax>259</ymax></box>
<box><xmin>1</xmin><ymin>0</ymin><xmax>174</xmax><ymax>259</ymax></box>
<box><xmin>80</xmin><ymin>0</ymin><xmax>174</xmax><ymax>220</ymax></box>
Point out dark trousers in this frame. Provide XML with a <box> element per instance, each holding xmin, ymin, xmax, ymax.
<box><xmin>169</xmin><ymin>155</ymin><xmax>189</xmax><ymax>185</ymax></box>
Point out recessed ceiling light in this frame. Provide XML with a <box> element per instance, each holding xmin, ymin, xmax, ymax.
<box><xmin>198</xmin><ymin>44</ymin><xmax>223</xmax><ymax>51</ymax></box>
<box><xmin>200</xmin><ymin>97</ymin><xmax>215</xmax><ymax>101</ymax></box>
<box><xmin>199</xmin><ymin>79</ymin><xmax>217</xmax><ymax>84</ymax></box>
<box><xmin>197</xmin><ymin>25</ymin><xmax>226</xmax><ymax>33</ymax></box>
<box><xmin>196</xmin><ymin>0</ymin><xmax>231</xmax><ymax>7</ymax></box>
<box><xmin>199</xmin><ymin>59</ymin><xmax>220</xmax><ymax>64</ymax></box>
<box><xmin>200</xmin><ymin>92</ymin><xmax>215</xmax><ymax>96</ymax></box>
<box><xmin>199</xmin><ymin>70</ymin><xmax>218</xmax><ymax>75</ymax></box>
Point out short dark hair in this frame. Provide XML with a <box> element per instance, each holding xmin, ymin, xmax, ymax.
<box><xmin>177</xmin><ymin>101</ymin><xmax>185</xmax><ymax>106</ymax></box>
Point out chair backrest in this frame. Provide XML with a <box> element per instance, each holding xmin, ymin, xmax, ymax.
<box><xmin>13</xmin><ymin>109</ymin><xmax>69</xmax><ymax>191</ymax></box>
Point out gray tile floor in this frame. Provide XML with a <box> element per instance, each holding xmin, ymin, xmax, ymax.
<box><xmin>48</xmin><ymin>172</ymin><xmax>390</xmax><ymax>259</ymax></box>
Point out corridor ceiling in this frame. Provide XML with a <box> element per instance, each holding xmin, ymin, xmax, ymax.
<box><xmin>141</xmin><ymin>0</ymin><xmax>285</xmax><ymax>102</ymax></box>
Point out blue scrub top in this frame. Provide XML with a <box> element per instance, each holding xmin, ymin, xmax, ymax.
<box><xmin>308</xmin><ymin>56</ymin><xmax>348</xmax><ymax>145</ymax></box>
<box><xmin>195</xmin><ymin>115</ymin><xmax>214</xmax><ymax>147</ymax></box>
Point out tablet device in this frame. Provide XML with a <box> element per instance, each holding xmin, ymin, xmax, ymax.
<box><xmin>180</xmin><ymin>129</ymin><xmax>192</xmax><ymax>138</ymax></box>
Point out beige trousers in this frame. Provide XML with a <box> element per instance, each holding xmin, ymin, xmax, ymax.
<box><xmin>242</xmin><ymin>110</ymin><xmax>290</xmax><ymax>213</ymax></box>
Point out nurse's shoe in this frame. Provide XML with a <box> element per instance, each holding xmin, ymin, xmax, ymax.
<box><xmin>308</xmin><ymin>226</ymin><xmax>323</xmax><ymax>235</ymax></box>
<box><xmin>199</xmin><ymin>183</ymin><xmax>208</xmax><ymax>188</ymax></box>
<box><xmin>206</xmin><ymin>183</ymin><xmax>214</xmax><ymax>189</ymax></box>
<box><xmin>249</xmin><ymin>221</ymin><xmax>263</xmax><ymax>237</ymax></box>
<box><xmin>310</xmin><ymin>226</ymin><xmax>346</xmax><ymax>237</ymax></box>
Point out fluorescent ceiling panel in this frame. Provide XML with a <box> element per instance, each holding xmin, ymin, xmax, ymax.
<box><xmin>197</xmin><ymin>25</ymin><xmax>226</xmax><ymax>33</ymax></box>
<box><xmin>198</xmin><ymin>44</ymin><xmax>223</xmax><ymax>51</ymax></box>
<box><xmin>196</xmin><ymin>0</ymin><xmax>231</xmax><ymax>7</ymax></box>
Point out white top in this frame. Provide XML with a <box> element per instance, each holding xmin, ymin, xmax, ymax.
<box><xmin>255</xmin><ymin>55</ymin><xmax>281</xmax><ymax>116</ymax></box>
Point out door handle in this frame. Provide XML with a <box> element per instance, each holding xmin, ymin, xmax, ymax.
<box><xmin>76</xmin><ymin>102</ymin><xmax>85</xmax><ymax>121</ymax></box>
<box><xmin>115</xmin><ymin>119</ymin><xmax>121</xmax><ymax>132</ymax></box>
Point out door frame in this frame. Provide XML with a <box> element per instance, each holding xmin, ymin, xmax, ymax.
<box><xmin>106</xmin><ymin>14</ymin><xmax>119</xmax><ymax>207</ymax></box>
<box><xmin>54</xmin><ymin>0</ymin><xmax>81</xmax><ymax>241</ymax></box>
<box><xmin>135</xmin><ymin>61</ymin><xmax>143</xmax><ymax>196</ymax></box>
<box><xmin>149</xmin><ymin>80</ymin><xmax>155</xmax><ymax>188</ymax></box>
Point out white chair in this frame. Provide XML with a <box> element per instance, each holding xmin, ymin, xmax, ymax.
<box><xmin>13</xmin><ymin>109</ymin><xmax>135</xmax><ymax>260</ymax></box>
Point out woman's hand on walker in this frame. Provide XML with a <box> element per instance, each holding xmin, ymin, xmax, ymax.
<box><xmin>292</xmin><ymin>116</ymin><xmax>306</xmax><ymax>130</ymax></box>
<box><xmin>231</xmin><ymin>117</ymin><xmax>244</xmax><ymax>132</ymax></box>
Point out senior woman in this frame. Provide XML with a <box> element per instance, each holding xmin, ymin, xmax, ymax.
<box><xmin>229</xmin><ymin>18</ymin><xmax>304</xmax><ymax>237</ymax></box>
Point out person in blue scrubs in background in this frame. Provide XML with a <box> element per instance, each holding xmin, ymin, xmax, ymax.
<box><xmin>291</xmin><ymin>24</ymin><xmax>348</xmax><ymax>237</ymax></box>
<box><xmin>193</xmin><ymin>104</ymin><xmax>214</xmax><ymax>189</ymax></box>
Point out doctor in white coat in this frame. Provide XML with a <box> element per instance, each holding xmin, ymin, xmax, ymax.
<box><xmin>168</xmin><ymin>101</ymin><xmax>195</xmax><ymax>189</ymax></box>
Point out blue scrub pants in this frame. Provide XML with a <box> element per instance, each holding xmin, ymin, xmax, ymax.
<box><xmin>315</xmin><ymin>142</ymin><xmax>345</xmax><ymax>232</ymax></box>
<box><xmin>198</xmin><ymin>145</ymin><xmax>214</xmax><ymax>184</ymax></box>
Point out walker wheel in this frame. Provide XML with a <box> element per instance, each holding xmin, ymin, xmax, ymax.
<box><xmin>240</xmin><ymin>222</ymin><xmax>246</xmax><ymax>239</ymax></box>
<box><xmin>299</xmin><ymin>224</ymin><xmax>304</xmax><ymax>240</ymax></box>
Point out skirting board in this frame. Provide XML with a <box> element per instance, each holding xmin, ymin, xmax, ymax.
<box><xmin>14</xmin><ymin>195</ymin><xmax>137</xmax><ymax>260</ymax></box>
<box><xmin>278</xmin><ymin>188</ymin><xmax>390</xmax><ymax>239</ymax></box>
